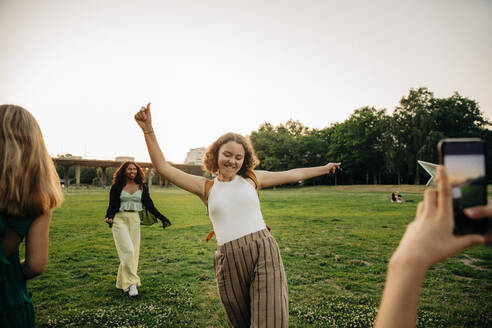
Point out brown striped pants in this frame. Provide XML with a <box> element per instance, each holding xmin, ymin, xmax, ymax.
<box><xmin>214</xmin><ymin>229</ymin><xmax>289</xmax><ymax>328</ymax></box>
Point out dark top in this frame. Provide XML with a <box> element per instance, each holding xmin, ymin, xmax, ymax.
<box><xmin>0</xmin><ymin>215</ymin><xmax>35</xmax><ymax>315</ymax></box>
<box><xmin>105</xmin><ymin>183</ymin><xmax>170</xmax><ymax>226</ymax></box>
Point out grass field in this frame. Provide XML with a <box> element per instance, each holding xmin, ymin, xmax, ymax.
<box><xmin>25</xmin><ymin>185</ymin><xmax>492</xmax><ymax>327</ymax></box>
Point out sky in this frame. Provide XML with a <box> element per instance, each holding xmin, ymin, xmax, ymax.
<box><xmin>445</xmin><ymin>154</ymin><xmax>485</xmax><ymax>185</ymax></box>
<box><xmin>1</xmin><ymin>0</ymin><xmax>491</xmax><ymax>163</ymax></box>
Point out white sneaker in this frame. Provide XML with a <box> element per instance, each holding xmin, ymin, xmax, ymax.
<box><xmin>128</xmin><ymin>285</ymin><xmax>138</xmax><ymax>297</ymax></box>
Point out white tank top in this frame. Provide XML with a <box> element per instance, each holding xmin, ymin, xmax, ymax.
<box><xmin>208</xmin><ymin>175</ymin><xmax>266</xmax><ymax>245</ymax></box>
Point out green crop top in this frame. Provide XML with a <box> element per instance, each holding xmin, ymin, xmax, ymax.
<box><xmin>119</xmin><ymin>190</ymin><xmax>143</xmax><ymax>211</ymax></box>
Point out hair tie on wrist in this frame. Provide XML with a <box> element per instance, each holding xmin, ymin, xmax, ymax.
<box><xmin>144</xmin><ymin>130</ymin><xmax>154</xmax><ymax>135</ymax></box>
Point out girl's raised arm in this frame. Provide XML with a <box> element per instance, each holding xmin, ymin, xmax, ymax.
<box><xmin>135</xmin><ymin>103</ymin><xmax>207</xmax><ymax>199</ymax></box>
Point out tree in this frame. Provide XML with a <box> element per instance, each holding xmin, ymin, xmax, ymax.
<box><xmin>431</xmin><ymin>92</ymin><xmax>489</xmax><ymax>137</ymax></box>
<box><xmin>80</xmin><ymin>167</ymin><xmax>98</xmax><ymax>184</ymax></box>
<box><xmin>393</xmin><ymin>87</ymin><xmax>434</xmax><ymax>184</ymax></box>
<box><xmin>250</xmin><ymin>121</ymin><xmax>306</xmax><ymax>172</ymax></box>
<box><xmin>325</xmin><ymin>107</ymin><xmax>389</xmax><ymax>184</ymax></box>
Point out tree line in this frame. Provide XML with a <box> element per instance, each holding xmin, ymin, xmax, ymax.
<box><xmin>250</xmin><ymin>87</ymin><xmax>491</xmax><ymax>185</ymax></box>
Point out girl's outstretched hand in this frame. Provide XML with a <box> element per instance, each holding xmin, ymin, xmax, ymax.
<box><xmin>134</xmin><ymin>102</ymin><xmax>153</xmax><ymax>133</ymax></box>
<box><xmin>325</xmin><ymin>162</ymin><xmax>341</xmax><ymax>174</ymax></box>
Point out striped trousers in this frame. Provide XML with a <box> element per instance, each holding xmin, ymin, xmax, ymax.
<box><xmin>214</xmin><ymin>229</ymin><xmax>289</xmax><ymax>328</ymax></box>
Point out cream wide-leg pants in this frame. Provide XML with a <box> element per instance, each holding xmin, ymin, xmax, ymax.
<box><xmin>112</xmin><ymin>211</ymin><xmax>141</xmax><ymax>290</ymax></box>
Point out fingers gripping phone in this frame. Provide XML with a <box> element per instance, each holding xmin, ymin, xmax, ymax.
<box><xmin>438</xmin><ymin>138</ymin><xmax>489</xmax><ymax>234</ymax></box>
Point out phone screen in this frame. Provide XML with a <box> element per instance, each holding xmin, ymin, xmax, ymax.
<box><xmin>441</xmin><ymin>139</ymin><xmax>488</xmax><ymax>234</ymax></box>
<box><xmin>444</xmin><ymin>153</ymin><xmax>486</xmax><ymax>209</ymax></box>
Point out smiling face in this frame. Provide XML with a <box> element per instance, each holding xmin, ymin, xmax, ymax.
<box><xmin>125</xmin><ymin>163</ymin><xmax>138</xmax><ymax>181</ymax></box>
<box><xmin>217</xmin><ymin>141</ymin><xmax>245</xmax><ymax>181</ymax></box>
<box><xmin>203</xmin><ymin>132</ymin><xmax>259</xmax><ymax>178</ymax></box>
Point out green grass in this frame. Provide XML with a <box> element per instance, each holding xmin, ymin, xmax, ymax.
<box><xmin>24</xmin><ymin>185</ymin><xmax>491</xmax><ymax>327</ymax></box>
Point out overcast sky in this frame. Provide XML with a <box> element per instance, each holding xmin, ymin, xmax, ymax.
<box><xmin>1</xmin><ymin>0</ymin><xmax>491</xmax><ymax>163</ymax></box>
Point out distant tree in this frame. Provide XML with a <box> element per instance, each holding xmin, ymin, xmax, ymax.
<box><xmin>284</xmin><ymin>119</ymin><xmax>309</xmax><ymax>136</ymax></box>
<box><xmin>393</xmin><ymin>87</ymin><xmax>434</xmax><ymax>184</ymax></box>
<box><xmin>383</xmin><ymin>114</ymin><xmax>405</xmax><ymax>184</ymax></box>
<box><xmin>55</xmin><ymin>165</ymin><xmax>75</xmax><ymax>183</ymax></box>
<box><xmin>250</xmin><ymin>121</ymin><xmax>304</xmax><ymax>172</ymax></box>
<box><xmin>297</xmin><ymin>129</ymin><xmax>329</xmax><ymax>185</ymax></box>
<box><xmin>324</xmin><ymin>107</ymin><xmax>389</xmax><ymax>184</ymax></box>
<box><xmin>94</xmin><ymin>167</ymin><xmax>115</xmax><ymax>186</ymax></box>
<box><xmin>325</xmin><ymin>122</ymin><xmax>349</xmax><ymax>184</ymax></box>
<box><xmin>80</xmin><ymin>167</ymin><xmax>98</xmax><ymax>184</ymax></box>
<box><xmin>431</xmin><ymin>92</ymin><xmax>489</xmax><ymax>137</ymax></box>
<box><xmin>55</xmin><ymin>165</ymin><xmax>64</xmax><ymax>179</ymax></box>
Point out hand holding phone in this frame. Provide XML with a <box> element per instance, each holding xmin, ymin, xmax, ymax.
<box><xmin>438</xmin><ymin>138</ymin><xmax>489</xmax><ymax>234</ymax></box>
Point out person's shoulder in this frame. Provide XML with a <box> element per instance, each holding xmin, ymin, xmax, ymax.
<box><xmin>110</xmin><ymin>183</ymin><xmax>124</xmax><ymax>191</ymax></box>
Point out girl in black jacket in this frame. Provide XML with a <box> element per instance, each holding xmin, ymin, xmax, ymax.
<box><xmin>104</xmin><ymin>161</ymin><xmax>170</xmax><ymax>297</ymax></box>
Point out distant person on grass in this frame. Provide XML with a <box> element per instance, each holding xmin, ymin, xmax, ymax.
<box><xmin>391</xmin><ymin>192</ymin><xmax>404</xmax><ymax>203</ymax></box>
<box><xmin>104</xmin><ymin>161</ymin><xmax>171</xmax><ymax>297</ymax></box>
<box><xmin>0</xmin><ymin>105</ymin><xmax>64</xmax><ymax>327</ymax></box>
<box><xmin>134</xmin><ymin>103</ymin><xmax>341</xmax><ymax>328</ymax></box>
<box><xmin>375</xmin><ymin>166</ymin><xmax>490</xmax><ymax>328</ymax></box>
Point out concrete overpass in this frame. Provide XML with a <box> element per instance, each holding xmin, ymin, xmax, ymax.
<box><xmin>52</xmin><ymin>158</ymin><xmax>205</xmax><ymax>187</ymax></box>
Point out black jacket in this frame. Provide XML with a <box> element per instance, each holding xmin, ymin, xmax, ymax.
<box><xmin>105</xmin><ymin>183</ymin><xmax>171</xmax><ymax>227</ymax></box>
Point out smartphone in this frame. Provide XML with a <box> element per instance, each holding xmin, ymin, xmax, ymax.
<box><xmin>438</xmin><ymin>138</ymin><xmax>489</xmax><ymax>234</ymax></box>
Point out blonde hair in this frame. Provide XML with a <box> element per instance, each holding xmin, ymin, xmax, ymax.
<box><xmin>0</xmin><ymin>105</ymin><xmax>63</xmax><ymax>217</ymax></box>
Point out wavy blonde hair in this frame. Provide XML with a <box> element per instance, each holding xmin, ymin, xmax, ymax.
<box><xmin>0</xmin><ymin>105</ymin><xmax>63</xmax><ymax>217</ymax></box>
